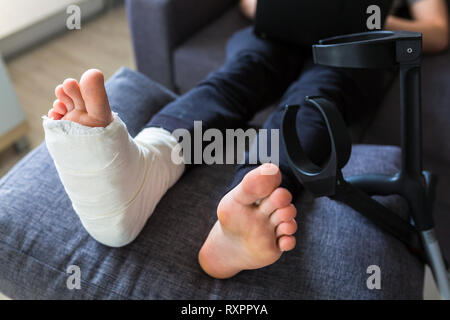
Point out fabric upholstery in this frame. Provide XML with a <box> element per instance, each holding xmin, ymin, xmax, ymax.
<box><xmin>125</xmin><ymin>0</ymin><xmax>238</xmax><ymax>90</ymax></box>
<box><xmin>173</xmin><ymin>6</ymin><xmax>250</xmax><ymax>93</ymax></box>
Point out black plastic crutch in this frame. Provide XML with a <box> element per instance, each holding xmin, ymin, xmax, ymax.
<box><xmin>281</xmin><ymin>30</ymin><xmax>450</xmax><ymax>299</ymax></box>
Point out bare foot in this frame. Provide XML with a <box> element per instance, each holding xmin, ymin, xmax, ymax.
<box><xmin>48</xmin><ymin>69</ymin><xmax>113</xmax><ymax>127</ymax></box>
<box><xmin>198</xmin><ymin>163</ymin><xmax>298</xmax><ymax>279</ymax></box>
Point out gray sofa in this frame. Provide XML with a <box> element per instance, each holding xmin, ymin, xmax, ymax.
<box><xmin>0</xmin><ymin>0</ymin><xmax>448</xmax><ymax>299</ymax></box>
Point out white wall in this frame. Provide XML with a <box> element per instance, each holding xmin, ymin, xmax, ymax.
<box><xmin>0</xmin><ymin>0</ymin><xmax>105</xmax><ymax>58</ymax></box>
<box><xmin>0</xmin><ymin>0</ymin><xmax>84</xmax><ymax>39</ymax></box>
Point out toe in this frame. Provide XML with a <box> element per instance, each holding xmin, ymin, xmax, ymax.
<box><xmin>259</xmin><ymin>162</ymin><xmax>280</xmax><ymax>176</ymax></box>
<box><xmin>275</xmin><ymin>220</ymin><xmax>297</xmax><ymax>237</ymax></box>
<box><xmin>63</xmin><ymin>78</ymin><xmax>86</xmax><ymax>111</ymax></box>
<box><xmin>48</xmin><ymin>108</ymin><xmax>63</xmax><ymax>120</ymax></box>
<box><xmin>79</xmin><ymin>69</ymin><xmax>112</xmax><ymax>121</ymax></box>
<box><xmin>53</xmin><ymin>99</ymin><xmax>67</xmax><ymax>115</ymax></box>
<box><xmin>55</xmin><ymin>84</ymin><xmax>74</xmax><ymax>111</ymax></box>
<box><xmin>278</xmin><ymin>235</ymin><xmax>296</xmax><ymax>252</ymax></box>
<box><xmin>269</xmin><ymin>204</ymin><xmax>297</xmax><ymax>226</ymax></box>
<box><xmin>258</xmin><ymin>188</ymin><xmax>292</xmax><ymax>216</ymax></box>
<box><xmin>231</xmin><ymin>164</ymin><xmax>281</xmax><ymax>205</ymax></box>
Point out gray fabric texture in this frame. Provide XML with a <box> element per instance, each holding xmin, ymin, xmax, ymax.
<box><xmin>173</xmin><ymin>6</ymin><xmax>251</xmax><ymax>93</ymax></box>
<box><xmin>0</xmin><ymin>67</ymin><xmax>424</xmax><ymax>299</ymax></box>
<box><xmin>125</xmin><ymin>0</ymin><xmax>238</xmax><ymax>90</ymax></box>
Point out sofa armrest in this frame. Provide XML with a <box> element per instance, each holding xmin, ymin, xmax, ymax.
<box><xmin>125</xmin><ymin>0</ymin><xmax>237</xmax><ymax>91</ymax></box>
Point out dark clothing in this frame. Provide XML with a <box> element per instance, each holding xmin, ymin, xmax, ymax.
<box><xmin>147</xmin><ymin>27</ymin><xmax>388</xmax><ymax>198</ymax></box>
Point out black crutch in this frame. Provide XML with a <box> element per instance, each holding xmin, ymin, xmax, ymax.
<box><xmin>281</xmin><ymin>31</ymin><xmax>450</xmax><ymax>299</ymax></box>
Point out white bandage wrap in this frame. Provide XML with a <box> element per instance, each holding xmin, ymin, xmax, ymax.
<box><xmin>43</xmin><ymin>113</ymin><xmax>184</xmax><ymax>247</ymax></box>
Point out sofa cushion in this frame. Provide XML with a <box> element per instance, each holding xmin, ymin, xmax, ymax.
<box><xmin>173</xmin><ymin>5</ymin><xmax>250</xmax><ymax>93</ymax></box>
<box><xmin>0</xmin><ymin>142</ymin><xmax>424</xmax><ymax>299</ymax></box>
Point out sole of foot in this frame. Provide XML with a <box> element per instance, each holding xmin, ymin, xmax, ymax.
<box><xmin>198</xmin><ymin>163</ymin><xmax>297</xmax><ymax>279</ymax></box>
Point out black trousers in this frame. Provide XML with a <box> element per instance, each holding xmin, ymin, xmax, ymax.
<box><xmin>147</xmin><ymin>27</ymin><xmax>388</xmax><ymax>198</ymax></box>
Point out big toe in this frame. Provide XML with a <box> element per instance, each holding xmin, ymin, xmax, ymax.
<box><xmin>232</xmin><ymin>163</ymin><xmax>282</xmax><ymax>205</ymax></box>
<box><xmin>79</xmin><ymin>69</ymin><xmax>111</xmax><ymax>121</ymax></box>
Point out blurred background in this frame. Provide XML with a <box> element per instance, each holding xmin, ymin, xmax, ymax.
<box><xmin>0</xmin><ymin>0</ymin><xmax>131</xmax><ymax>178</ymax></box>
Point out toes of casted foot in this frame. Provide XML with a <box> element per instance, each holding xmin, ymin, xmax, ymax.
<box><xmin>278</xmin><ymin>235</ymin><xmax>296</xmax><ymax>252</ymax></box>
<box><xmin>62</xmin><ymin>78</ymin><xmax>86</xmax><ymax>110</ymax></box>
<box><xmin>80</xmin><ymin>68</ymin><xmax>104</xmax><ymax>84</ymax></box>
<box><xmin>233</xmin><ymin>164</ymin><xmax>282</xmax><ymax>205</ymax></box>
<box><xmin>52</xmin><ymin>99</ymin><xmax>67</xmax><ymax>115</ymax></box>
<box><xmin>269</xmin><ymin>204</ymin><xmax>297</xmax><ymax>226</ymax></box>
<box><xmin>258</xmin><ymin>188</ymin><xmax>292</xmax><ymax>216</ymax></box>
<box><xmin>48</xmin><ymin>108</ymin><xmax>63</xmax><ymax>120</ymax></box>
<box><xmin>275</xmin><ymin>220</ymin><xmax>297</xmax><ymax>238</ymax></box>
<box><xmin>55</xmin><ymin>84</ymin><xmax>75</xmax><ymax>111</ymax></box>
